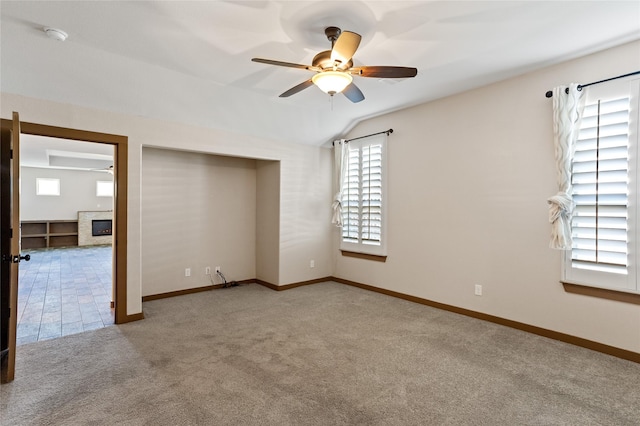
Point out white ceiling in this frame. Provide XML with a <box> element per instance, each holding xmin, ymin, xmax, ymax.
<box><xmin>19</xmin><ymin>134</ymin><xmax>114</xmax><ymax>170</ymax></box>
<box><xmin>2</xmin><ymin>0</ymin><xmax>640</xmax><ymax>159</ymax></box>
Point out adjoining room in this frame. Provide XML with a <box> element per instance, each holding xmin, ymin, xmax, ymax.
<box><xmin>17</xmin><ymin>136</ymin><xmax>115</xmax><ymax>344</ymax></box>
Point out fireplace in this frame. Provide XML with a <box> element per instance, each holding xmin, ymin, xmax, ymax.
<box><xmin>78</xmin><ymin>211</ymin><xmax>112</xmax><ymax>246</ymax></box>
<box><xmin>92</xmin><ymin>219</ymin><xmax>113</xmax><ymax>236</ymax></box>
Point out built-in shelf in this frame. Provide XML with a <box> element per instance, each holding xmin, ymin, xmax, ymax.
<box><xmin>21</xmin><ymin>220</ymin><xmax>79</xmax><ymax>249</ymax></box>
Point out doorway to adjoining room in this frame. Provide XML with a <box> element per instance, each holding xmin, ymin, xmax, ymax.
<box><xmin>16</xmin><ymin>136</ymin><xmax>115</xmax><ymax>344</ymax></box>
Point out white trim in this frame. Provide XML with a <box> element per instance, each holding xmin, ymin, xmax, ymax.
<box><xmin>340</xmin><ymin>134</ymin><xmax>388</xmax><ymax>256</ymax></box>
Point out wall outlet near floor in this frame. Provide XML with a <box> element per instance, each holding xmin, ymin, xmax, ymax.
<box><xmin>310</xmin><ymin>259</ymin><xmax>315</xmax><ymax>268</ymax></box>
<box><xmin>205</xmin><ymin>266</ymin><xmax>211</xmax><ymax>275</ymax></box>
<box><xmin>185</xmin><ymin>268</ymin><xmax>191</xmax><ymax>277</ymax></box>
<box><xmin>474</xmin><ymin>284</ymin><xmax>482</xmax><ymax>296</ymax></box>
<box><xmin>215</xmin><ymin>266</ymin><xmax>221</xmax><ymax>274</ymax></box>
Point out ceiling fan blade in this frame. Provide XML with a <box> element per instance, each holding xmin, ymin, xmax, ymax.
<box><xmin>330</xmin><ymin>31</ymin><xmax>361</xmax><ymax>65</ymax></box>
<box><xmin>342</xmin><ymin>83</ymin><xmax>365</xmax><ymax>103</ymax></box>
<box><xmin>279</xmin><ymin>79</ymin><xmax>314</xmax><ymax>97</ymax></box>
<box><xmin>252</xmin><ymin>58</ymin><xmax>313</xmax><ymax>71</ymax></box>
<box><xmin>352</xmin><ymin>66</ymin><xmax>418</xmax><ymax>78</ymax></box>
<box><xmin>90</xmin><ymin>165</ymin><xmax>114</xmax><ymax>174</ymax></box>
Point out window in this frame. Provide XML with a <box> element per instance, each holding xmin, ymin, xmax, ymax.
<box><xmin>564</xmin><ymin>78</ymin><xmax>640</xmax><ymax>292</ymax></box>
<box><xmin>96</xmin><ymin>180</ymin><xmax>114</xmax><ymax>197</ymax></box>
<box><xmin>36</xmin><ymin>178</ymin><xmax>60</xmax><ymax>196</ymax></box>
<box><xmin>341</xmin><ymin>135</ymin><xmax>387</xmax><ymax>256</ymax></box>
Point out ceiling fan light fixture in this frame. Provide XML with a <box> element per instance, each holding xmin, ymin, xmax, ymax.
<box><xmin>312</xmin><ymin>71</ymin><xmax>352</xmax><ymax>95</ymax></box>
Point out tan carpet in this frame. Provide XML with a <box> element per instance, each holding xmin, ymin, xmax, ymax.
<box><xmin>1</xmin><ymin>282</ymin><xmax>639</xmax><ymax>425</ymax></box>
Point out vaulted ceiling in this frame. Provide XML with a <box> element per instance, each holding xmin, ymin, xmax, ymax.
<box><xmin>2</xmin><ymin>1</ymin><xmax>639</xmax><ymax>149</ymax></box>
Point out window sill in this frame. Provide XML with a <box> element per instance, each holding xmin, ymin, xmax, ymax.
<box><xmin>561</xmin><ymin>281</ymin><xmax>640</xmax><ymax>305</ymax></box>
<box><xmin>341</xmin><ymin>250</ymin><xmax>387</xmax><ymax>262</ymax></box>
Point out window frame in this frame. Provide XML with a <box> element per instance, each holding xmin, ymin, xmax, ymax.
<box><xmin>36</xmin><ymin>177</ymin><xmax>60</xmax><ymax>196</ymax></box>
<box><xmin>96</xmin><ymin>180</ymin><xmax>114</xmax><ymax>197</ymax></box>
<box><xmin>340</xmin><ymin>134</ymin><xmax>388</xmax><ymax>257</ymax></box>
<box><xmin>562</xmin><ymin>77</ymin><xmax>640</xmax><ymax>294</ymax></box>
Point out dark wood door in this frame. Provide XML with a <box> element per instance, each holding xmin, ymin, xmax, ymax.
<box><xmin>1</xmin><ymin>112</ymin><xmax>21</xmax><ymax>383</ymax></box>
<box><xmin>0</xmin><ymin>126</ymin><xmax>11</xmax><ymax>381</ymax></box>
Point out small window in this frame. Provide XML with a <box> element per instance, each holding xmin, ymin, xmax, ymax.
<box><xmin>96</xmin><ymin>180</ymin><xmax>114</xmax><ymax>197</ymax></box>
<box><xmin>36</xmin><ymin>178</ymin><xmax>60</xmax><ymax>196</ymax></box>
<box><xmin>341</xmin><ymin>135</ymin><xmax>387</xmax><ymax>256</ymax></box>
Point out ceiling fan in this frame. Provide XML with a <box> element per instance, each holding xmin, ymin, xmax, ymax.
<box><xmin>252</xmin><ymin>26</ymin><xmax>418</xmax><ymax>103</ymax></box>
<box><xmin>91</xmin><ymin>165</ymin><xmax>114</xmax><ymax>175</ymax></box>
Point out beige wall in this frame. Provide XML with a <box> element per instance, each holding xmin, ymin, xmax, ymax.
<box><xmin>141</xmin><ymin>148</ymin><xmax>258</xmax><ymax>296</ymax></box>
<box><xmin>5</xmin><ymin>39</ymin><xmax>638</xmax><ymax>354</ymax></box>
<box><xmin>20</xmin><ymin>167</ymin><xmax>113</xmax><ymax>221</ymax></box>
<box><xmin>256</xmin><ymin>160</ymin><xmax>280</xmax><ymax>284</ymax></box>
<box><xmin>335</xmin><ymin>40</ymin><xmax>640</xmax><ymax>353</ymax></box>
<box><xmin>279</xmin><ymin>144</ymin><xmax>333</xmax><ymax>284</ymax></box>
<box><xmin>1</xmin><ymin>94</ymin><xmax>334</xmax><ymax>315</ymax></box>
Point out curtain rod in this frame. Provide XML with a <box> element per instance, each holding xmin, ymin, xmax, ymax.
<box><xmin>333</xmin><ymin>129</ymin><xmax>393</xmax><ymax>146</ymax></box>
<box><xmin>545</xmin><ymin>71</ymin><xmax>640</xmax><ymax>98</ymax></box>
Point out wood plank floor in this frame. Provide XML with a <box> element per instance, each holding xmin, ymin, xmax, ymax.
<box><xmin>16</xmin><ymin>245</ymin><xmax>114</xmax><ymax>345</ymax></box>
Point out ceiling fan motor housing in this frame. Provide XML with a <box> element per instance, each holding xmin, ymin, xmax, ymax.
<box><xmin>312</xmin><ymin>50</ymin><xmax>352</xmax><ymax>71</ymax></box>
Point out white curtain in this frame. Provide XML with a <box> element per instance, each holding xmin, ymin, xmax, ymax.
<box><xmin>548</xmin><ymin>83</ymin><xmax>586</xmax><ymax>249</ymax></box>
<box><xmin>332</xmin><ymin>139</ymin><xmax>348</xmax><ymax>227</ymax></box>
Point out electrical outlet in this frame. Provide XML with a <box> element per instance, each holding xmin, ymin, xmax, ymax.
<box><xmin>205</xmin><ymin>266</ymin><xmax>211</xmax><ymax>275</ymax></box>
<box><xmin>215</xmin><ymin>266</ymin><xmax>221</xmax><ymax>274</ymax></box>
<box><xmin>185</xmin><ymin>268</ymin><xmax>191</xmax><ymax>277</ymax></box>
<box><xmin>475</xmin><ymin>284</ymin><xmax>482</xmax><ymax>296</ymax></box>
<box><xmin>310</xmin><ymin>259</ymin><xmax>315</xmax><ymax>268</ymax></box>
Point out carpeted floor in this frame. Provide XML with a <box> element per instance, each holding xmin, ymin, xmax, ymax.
<box><xmin>1</xmin><ymin>282</ymin><xmax>639</xmax><ymax>425</ymax></box>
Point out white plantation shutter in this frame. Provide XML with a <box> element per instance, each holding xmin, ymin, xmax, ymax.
<box><xmin>362</xmin><ymin>143</ymin><xmax>383</xmax><ymax>244</ymax></box>
<box><xmin>564</xmin><ymin>77</ymin><xmax>640</xmax><ymax>293</ymax></box>
<box><xmin>342</xmin><ymin>147</ymin><xmax>361</xmax><ymax>243</ymax></box>
<box><xmin>571</xmin><ymin>96</ymin><xmax>630</xmax><ymax>274</ymax></box>
<box><xmin>341</xmin><ymin>135</ymin><xmax>387</xmax><ymax>255</ymax></box>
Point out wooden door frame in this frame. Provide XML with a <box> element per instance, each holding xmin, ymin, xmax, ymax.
<box><xmin>0</xmin><ymin>125</ymin><xmax>15</xmax><ymax>383</ymax></box>
<box><xmin>0</xmin><ymin>118</ymin><xmax>135</xmax><ymax>324</ymax></box>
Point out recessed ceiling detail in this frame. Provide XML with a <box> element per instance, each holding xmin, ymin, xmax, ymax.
<box><xmin>47</xmin><ymin>150</ymin><xmax>113</xmax><ymax>170</ymax></box>
<box><xmin>20</xmin><ymin>135</ymin><xmax>114</xmax><ymax>171</ymax></box>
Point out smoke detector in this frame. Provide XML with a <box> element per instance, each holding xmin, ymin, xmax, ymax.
<box><xmin>44</xmin><ymin>27</ymin><xmax>68</xmax><ymax>42</ymax></box>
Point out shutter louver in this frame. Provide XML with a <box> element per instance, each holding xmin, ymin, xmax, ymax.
<box><xmin>571</xmin><ymin>96</ymin><xmax>630</xmax><ymax>274</ymax></box>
